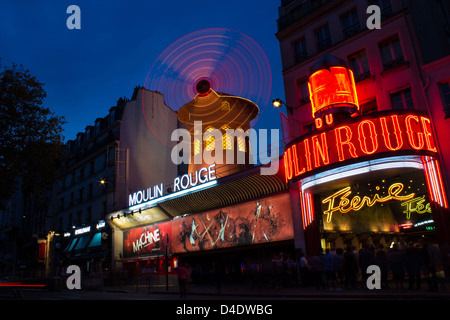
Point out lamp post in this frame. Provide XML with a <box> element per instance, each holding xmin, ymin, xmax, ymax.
<box><xmin>99</xmin><ymin>178</ymin><xmax>108</xmax><ymax>216</ymax></box>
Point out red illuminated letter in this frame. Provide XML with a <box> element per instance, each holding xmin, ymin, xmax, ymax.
<box><xmin>380</xmin><ymin>115</ymin><xmax>403</xmax><ymax>151</ymax></box>
<box><xmin>284</xmin><ymin>147</ymin><xmax>293</xmax><ymax>183</ymax></box>
<box><xmin>302</xmin><ymin>138</ymin><xmax>313</xmax><ymax>172</ymax></box>
<box><xmin>420</xmin><ymin>117</ymin><xmax>437</xmax><ymax>152</ymax></box>
<box><xmin>312</xmin><ymin>132</ymin><xmax>330</xmax><ymax>168</ymax></box>
<box><xmin>358</xmin><ymin>120</ymin><xmax>378</xmax><ymax>155</ymax></box>
<box><xmin>405</xmin><ymin>115</ymin><xmax>424</xmax><ymax>150</ymax></box>
<box><xmin>335</xmin><ymin>126</ymin><xmax>358</xmax><ymax>161</ymax></box>
<box><xmin>292</xmin><ymin>144</ymin><xmax>306</xmax><ymax>177</ymax></box>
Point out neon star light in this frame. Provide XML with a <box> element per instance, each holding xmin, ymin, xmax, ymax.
<box><xmin>321</xmin><ymin>182</ymin><xmax>415</xmax><ymax>223</ymax></box>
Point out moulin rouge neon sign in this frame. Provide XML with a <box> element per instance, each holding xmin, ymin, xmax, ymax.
<box><xmin>283</xmin><ymin>110</ymin><xmax>438</xmax><ymax>183</ymax></box>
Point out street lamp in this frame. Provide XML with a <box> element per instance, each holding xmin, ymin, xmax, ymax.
<box><xmin>272</xmin><ymin>98</ymin><xmax>284</xmax><ymax>108</ymax></box>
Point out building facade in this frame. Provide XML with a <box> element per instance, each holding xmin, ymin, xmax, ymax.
<box><xmin>106</xmin><ymin>83</ymin><xmax>293</xmax><ymax>288</ymax></box>
<box><xmin>48</xmin><ymin>87</ymin><xmax>178</xmax><ymax>281</ymax></box>
<box><xmin>276</xmin><ymin>0</ymin><xmax>450</xmax><ymax>255</ymax></box>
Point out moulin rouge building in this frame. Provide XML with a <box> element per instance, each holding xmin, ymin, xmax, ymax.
<box><xmin>276</xmin><ymin>0</ymin><xmax>450</xmax><ymax>256</ymax></box>
<box><xmin>282</xmin><ymin>54</ymin><xmax>449</xmax><ymax>254</ymax></box>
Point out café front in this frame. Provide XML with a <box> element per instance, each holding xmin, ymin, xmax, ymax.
<box><xmin>283</xmin><ymin>55</ymin><xmax>449</xmax><ymax>255</ymax></box>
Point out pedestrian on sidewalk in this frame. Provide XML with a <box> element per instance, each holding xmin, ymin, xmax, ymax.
<box><xmin>299</xmin><ymin>252</ymin><xmax>311</xmax><ymax>287</ymax></box>
<box><xmin>343</xmin><ymin>246</ymin><xmax>357</xmax><ymax>289</ymax></box>
<box><xmin>309</xmin><ymin>251</ymin><xmax>324</xmax><ymax>290</ymax></box>
<box><xmin>177</xmin><ymin>262</ymin><xmax>187</xmax><ymax>298</ymax></box>
<box><xmin>322</xmin><ymin>249</ymin><xmax>336</xmax><ymax>291</ymax></box>
<box><xmin>375</xmin><ymin>244</ymin><xmax>389</xmax><ymax>289</ymax></box>
<box><xmin>388</xmin><ymin>244</ymin><xmax>404</xmax><ymax>290</ymax></box>
<box><xmin>335</xmin><ymin>248</ymin><xmax>344</xmax><ymax>290</ymax></box>
<box><xmin>423</xmin><ymin>240</ymin><xmax>441</xmax><ymax>292</ymax></box>
<box><xmin>404</xmin><ymin>242</ymin><xmax>422</xmax><ymax>290</ymax></box>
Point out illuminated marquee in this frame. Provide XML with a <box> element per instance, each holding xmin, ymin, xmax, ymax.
<box><xmin>283</xmin><ymin>111</ymin><xmax>438</xmax><ymax>183</ymax></box>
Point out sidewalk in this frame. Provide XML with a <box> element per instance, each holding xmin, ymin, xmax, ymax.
<box><xmin>102</xmin><ymin>282</ymin><xmax>450</xmax><ymax>299</ymax></box>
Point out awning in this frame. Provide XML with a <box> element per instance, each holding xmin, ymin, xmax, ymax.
<box><xmin>62</xmin><ymin>232</ymin><xmax>106</xmax><ymax>260</ymax></box>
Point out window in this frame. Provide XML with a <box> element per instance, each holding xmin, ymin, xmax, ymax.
<box><xmin>341</xmin><ymin>9</ymin><xmax>360</xmax><ymax>38</ymax></box>
<box><xmin>294</xmin><ymin>38</ymin><xmax>308</xmax><ymax>62</ymax></box>
<box><xmin>315</xmin><ymin>25</ymin><xmax>331</xmax><ymax>51</ymax></box>
<box><xmin>88</xmin><ymin>183</ymin><xmax>93</xmax><ymax>199</ymax></box>
<box><xmin>76</xmin><ymin>210</ymin><xmax>82</xmax><ymax>226</ymax></box>
<box><xmin>439</xmin><ymin>82</ymin><xmax>450</xmax><ymax>118</ymax></box>
<box><xmin>90</xmin><ymin>161</ymin><xmax>94</xmax><ymax>176</ymax></box>
<box><xmin>360</xmin><ymin>99</ymin><xmax>378</xmax><ymax>114</ymax></box>
<box><xmin>236</xmin><ymin>128</ymin><xmax>246</xmax><ymax>152</ymax></box>
<box><xmin>298</xmin><ymin>80</ymin><xmax>310</xmax><ymax>105</ymax></box>
<box><xmin>348</xmin><ymin>50</ymin><xmax>371</xmax><ymax>82</ymax></box>
<box><xmin>303</xmin><ymin>122</ymin><xmax>315</xmax><ymax>134</ymax></box>
<box><xmin>379</xmin><ymin>35</ymin><xmax>404</xmax><ymax>70</ymax></box>
<box><xmin>221</xmin><ymin>125</ymin><xmax>232</xmax><ymax>150</ymax></box>
<box><xmin>390</xmin><ymin>88</ymin><xmax>414</xmax><ymax>110</ymax></box>
<box><xmin>204</xmin><ymin>126</ymin><xmax>215</xmax><ymax>152</ymax></box>
<box><xmin>369</xmin><ymin>0</ymin><xmax>392</xmax><ymax>19</ymax></box>
<box><xmin>68</xmin><ymin>213</ymin><xmax>73</xmax><ymax>227</ymax></box>
<box><xmin>78</xmin><ymin>187</ymin><xmax>84</xmax><ymax>203</ymax></box>
<box><xmin>86</xmin><ymin>206</ymin><xmax>92</xmax><ymax>224</ymax></box>
<box><xmin>194</xmin><ymin>128</ymin><xmax>201</xmax><ymax>155</ymax></box>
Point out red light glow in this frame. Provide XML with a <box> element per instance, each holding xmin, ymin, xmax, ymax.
<box><xmin>308</xmin><ymin>66</ymin><xmax>359</xmax><ymax>118</ymax></box>
<box><xmin>284</xmin><ymin>111</ymin><xmax>439</xmax><ymax>183</ymax></box>
<box><xmin>422</xmin><ymin>156</ymin><xmax>448</xmax><ymax>209</ymax></box>
<box><xmin>300</xmin><ymin>186</ymin><xmax>315</xmax><ymax>229</ymax></box>
<box><xmin>0</xmin><ymin>282</ymin><xmax>45</xmax><ymax>288</ymax></box>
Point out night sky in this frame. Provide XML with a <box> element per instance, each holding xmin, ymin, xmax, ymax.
<box><xmin>0</xmin><ymin>1</ymin><xmax>285</xmax><ymax>143</ymax></box>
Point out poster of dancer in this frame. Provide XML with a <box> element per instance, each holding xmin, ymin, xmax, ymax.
<box><xmin>172</xmin><ymin>192</ymin><xmax>293</xmax><ymax>253</ymax></box>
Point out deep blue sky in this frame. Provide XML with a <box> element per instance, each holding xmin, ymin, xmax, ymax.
<box><xmin>0</xmin><ymin>1</ymin><xmax>286</xmax><ymax>142</ymax></box>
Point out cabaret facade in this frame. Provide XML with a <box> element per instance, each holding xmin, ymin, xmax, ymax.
<box><xmin>106</xmin><ymin>82</ymin><xmax>292</xmax><ymax>285</ymax></box>
<box><xmin>276</xmin><ymin>0</ymin><xmax>450</xmax><ymax>255</ymax></box>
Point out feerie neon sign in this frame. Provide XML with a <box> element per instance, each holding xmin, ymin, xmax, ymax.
<box><xmin>322</xmin><ymin>182</ymin><xmax>415</xmax><ymax>223</ymax></box>
<box><xmin>284</xmin><ymin>111</ymin><xmax>437</xmax><ymax>183</ymax></box>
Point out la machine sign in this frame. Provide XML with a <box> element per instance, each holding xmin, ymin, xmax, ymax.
<box><xmin>283</xmin><ymin>110</ymin><xmax>438</xmax><ymax>183</ymax></box>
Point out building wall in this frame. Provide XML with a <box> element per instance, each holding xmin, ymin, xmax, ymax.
<box><xmin>276</xmin><ymin>0</ymin><xmax>450</xmax><ymax>198</ymax></box>
<box><xmin>118</xmin><ymin>88</ymin><xmax>178</xmax><ymax>209</ymax></box>
<box><xmin>276</xmin><ymin>0</ymin><xmax>450</xmax><ymax>249</ymax></box>
<box><xmin>422</xmin><ymin>55</ymin><xmax>450</xmax><ymax>195</ymax></box>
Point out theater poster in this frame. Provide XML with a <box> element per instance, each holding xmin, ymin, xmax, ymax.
<box><xmin>123</xmin><ymin>221</ymin><xmax>171</xmax><ymax>258</ymax></box>
<box><xmin>172</xmin><ymin>193</ymin><xmax>293</xmax><ymax>253</ymax></box>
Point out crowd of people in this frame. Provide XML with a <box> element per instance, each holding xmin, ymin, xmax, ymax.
<box><xmin>298</xmin><ymin>239</ymin><xmax>450</xmax><ymax>292</ymax></box>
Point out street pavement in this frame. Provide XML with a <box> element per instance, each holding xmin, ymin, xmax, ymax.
<box><xmin>3</xmin><ymin>282</ymin><xmax>450</xmax><ymax>300</ymax></box>
<box><xmin>2</xmin><ymin>284</ymin><xmax>448</xmax><ymax>319</ymax></box>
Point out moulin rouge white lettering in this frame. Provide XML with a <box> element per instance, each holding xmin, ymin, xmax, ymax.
<box><xmin>129</xmin><ymin>183</ymin><xmax>164</xmax><ymax>207</ymax></box>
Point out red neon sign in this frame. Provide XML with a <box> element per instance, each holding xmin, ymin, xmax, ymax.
<box><xmin>308</xmin><ymin>66</ymin><xmax>359</xmax><ymax>118</ymax></box>
<box><xmin>284</xmin><ymin>111</ymin><xmax>438</xmax><ymax>183</ymax></box>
